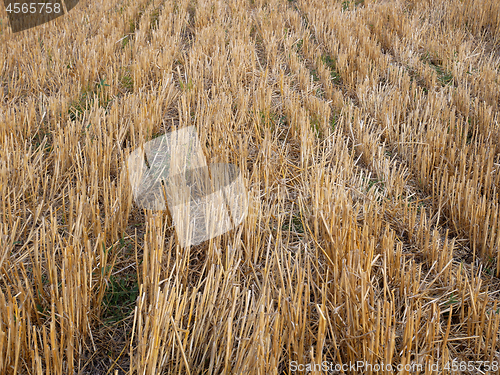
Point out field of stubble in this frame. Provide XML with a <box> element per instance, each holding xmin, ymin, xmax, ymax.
<box><xmin>1</xmin><ymin>0</ymin><xmax>500</xmax><ymax>373</ymax></box>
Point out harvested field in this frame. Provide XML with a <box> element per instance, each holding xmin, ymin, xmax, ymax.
<box><xmin>0</xmin><ymin>0</ymin><xmax>500</xmax><ymax>373</ymax></box>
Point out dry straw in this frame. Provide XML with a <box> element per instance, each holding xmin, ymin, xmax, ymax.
<box><xmin>0</xmin><ymin>0</ymin><xmax>499</xmax><ymax>373</ymax></box>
